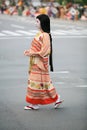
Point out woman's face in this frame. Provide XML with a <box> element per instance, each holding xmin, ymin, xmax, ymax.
<box><xmin>35</xmin><ymin>18</ymin><xmax>41</xmax><ymax>29</ymax></box>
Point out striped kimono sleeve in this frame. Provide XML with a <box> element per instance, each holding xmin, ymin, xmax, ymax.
<box><xmin>29</xmin><ymin>33</ymin><xmax>50</xmax><ymax>58</ymax></box>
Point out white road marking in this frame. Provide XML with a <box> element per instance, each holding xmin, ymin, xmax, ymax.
<box><xmin>16</xmin><ymin>30</ymin><xmax>34</xmax><ymax>35</ymax></box>
<box><xmin>57</xmin><ymin>30</ymin><xmax>82</xmax><ymax>35</ymax></box>
<box><xmin>2</xmin><ymin>30</ymin><xmax>22</xmax><ymax>36</ymax></box>
<box><xmin>0</xmin><ymin>28</ymin><xmax>87</xmax><ymax>38</ymax></box>
<box><xmin>70</xmin><ymin>29</ymin><xmax>81</xmax><ymax>35</ymax></box>
<box><xmin>0</xmin><ymin>35</ymin><xmax>87</xmax><ymax>39</ymax></box>
<box><xmin>52</xmin><ymin>30</ymin><xmax>66</xmax><ymax>35</ymax></box>
<box><xmin>76</xmin><ymin>85</ymin><xmax>87</xmax><ymax>88</ymax></box>
<box><xmin>53</xmin><ymin>35</ymin><xmax>87</xmax><ymax>38</ymax></box>
<box><xmin>11</xmin><ymin>24</ymin><xmax>25</xmax><ymax>29</ymax></box>
<box><xmin>0</xmin><ymin>33</ymin><xmax>7</xmax><ymax>36</ymax></box>
<box><xmin>51</xmin><ymin>29</ymin><xmax>86</xmax><ymax>36</ymax></box>
<box><xmin>55</xmin><ymin>83</ymin><xmax>87</xmax><ymax>88</ymax></box>
<box><xmin>30</xmin><ymin>30</ymin><xmax>38</xmax><ymax>33</ymax></box>
<box><xmin>0</xmin><ymin>36</ymin><xmax>32</xmax><ymax>39</ymax></box>
<box><xmin>51</xmin><ymin>71</ymin><xmax>69</xmax><ymax>74</ymax></box>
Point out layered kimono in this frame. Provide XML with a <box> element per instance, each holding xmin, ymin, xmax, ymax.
<box><xmin>26</xmin><ymin>32</ymin><xmax>58</xmax><ymax>105</ymax></box>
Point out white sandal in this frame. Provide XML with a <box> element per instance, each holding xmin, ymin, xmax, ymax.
<box><xmin>54</xmin><ymin>100</ymin><xmax>64</xmax><ymax>109</ymax></box>
<box><xmin>24</xmin><ymin>105</ymin><xmax>39</xmax><ymax>110</ymax></box>
<box><xmin>54</xmin><ymin>95</ymin><xmax>64</xmax><ymax>109</ymax></box>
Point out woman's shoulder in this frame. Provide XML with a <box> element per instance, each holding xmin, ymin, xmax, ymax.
<box><xmin>43</xmin><ymin>32</ymin><xmax>49</xmax><ymax>37</ymax></box>
<box><xmin>42</xmin><ymin>32</ymin><xmax>50</xmax><ymax>41</ymax></box>
<box><xmin>35</xmin><ymin>31</ymin><xmax>43</xmax><ymax>41</ymax></box>
<box><xmin>35</xmin><ymin>31</ymin><xmax>50</xmax><ymax>43</ymax></box>
<box><xmin>36</xmin><ymin>31</ymin><xmax>49</xmax><ymax>37</ymax></box>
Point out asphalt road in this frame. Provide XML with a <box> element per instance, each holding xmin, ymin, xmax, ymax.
<box><xmin>0</xmin><ymin>15</ymin><xmax>87</xmax><ymax>130</ymax></box>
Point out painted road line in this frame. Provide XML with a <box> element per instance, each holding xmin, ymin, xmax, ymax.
<box><xmin>0</xmin><ymin>33</ymin><xmax>7</xmax><ymax>36</ymax></box>
<box><xmin>30</xmin><ymin>30</ymin><xmax>38</xmax><ymax>33</ymax></box>
<box><xmin>16</xmin><ymin>30</ymin><xmax>35</xmax><ymax>35</ymax></box>
<box><xmin>52</xmin><ymin>30</ymin><xmax>83</xmax><ymax>36</ymax></box>
<box><xmin>55</xmin><ymin>83</ymin><xmax>87</xmax><ymax>88</ymax></box>
<box><xmin>0</xmin><ymin>35</ymin><xmax>86</xmax><ymax>39</ymax></box>
<box><xmin>53</xmin><ymin>35</ymin><xmax>87</xmax><ymax>38</ymax></box>
<box><xmin>57</xmin><ymin>30</ymin><xmax>82</xmax><ymax>35</ymax></box>
<box><xmin>0</xmin><ymin>36</ymin><xmax>32</xmax><ymax>39</ymax></box>
<box><xmin>51</xmin><ymin>71</ymin><xmax>69</xmax><ymax>74</ymax></box>
<box><xmin>11</xmin><ymin>24</ymin><xmax>25</xmax><ymax>29</ymax></box>
<box><xmin>52</xmin><ymin>31</ymin><xmax>66</xmax><ymax>35</ymax></box>
<box><xmin>58</xmin><ymin>30</ymin><xmax>81</xmax><ymax>35</ymax></box>
<box><xmin>2</xmin><ymin>30</ymin><xmax>22</xmax><ymax>36</ymax></box>
<box><xmin>76</xmin><ymin>85</ymin><xmax>87</xmax><ymax>88</ymax></box>
<box><xmin>70</xmin><ymin>29</ymin><xmax>82</xmax><ymax>35</ymax></box>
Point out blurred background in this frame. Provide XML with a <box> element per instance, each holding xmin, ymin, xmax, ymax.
<box><xmin>0</xmin><ymin>0</ymin><xmax>87</xmax><ymax>21</ymax></box>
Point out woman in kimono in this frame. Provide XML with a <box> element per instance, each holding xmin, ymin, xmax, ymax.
<box><xmin>24</xmin><ymin>14</ymin><xmax>63</xmax><ymax>110</ymax></box>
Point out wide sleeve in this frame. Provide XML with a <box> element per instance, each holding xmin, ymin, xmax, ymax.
<box><xmin>29</xmin><ymin>33</ymin><xmax>50</xmax><ymax>57</ymax></box>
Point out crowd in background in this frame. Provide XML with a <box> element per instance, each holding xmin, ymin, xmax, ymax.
<box><xmin>0</xmin><ymin>0</ymin><xmax>87</xmax><ymax>21</ymax></box>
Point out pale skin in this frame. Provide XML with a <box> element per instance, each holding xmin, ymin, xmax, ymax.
<box><xmin>24</xmin><ymin>18</ymin><xmax>41</xmax><ymax>56</ymax></box>
<box><xmin>24</xmin><ymin>18</ymin><xmax>50</xmax><ymax>57</ymax></box>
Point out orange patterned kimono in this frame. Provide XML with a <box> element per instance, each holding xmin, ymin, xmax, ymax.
<box><xmin>26</xmin><ymin>32</ymin><xmax>58</xmax><ymax>105</ymax></box>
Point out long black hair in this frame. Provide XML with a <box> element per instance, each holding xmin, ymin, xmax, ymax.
<box><xmin>36</xmin><ymin>14</ymin><xmax>53</xmax><ymax>71</ymax></box>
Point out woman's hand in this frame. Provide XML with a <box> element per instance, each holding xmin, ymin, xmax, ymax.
<box><xmin>24</xmin><ymin>50</ymin><xmax>30</xmax><ymax>56</ymax></box>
